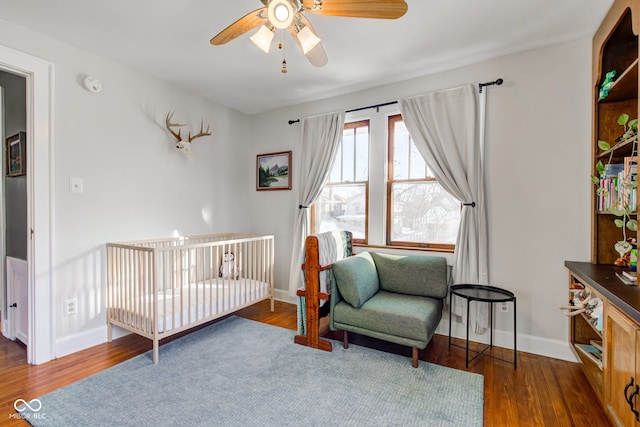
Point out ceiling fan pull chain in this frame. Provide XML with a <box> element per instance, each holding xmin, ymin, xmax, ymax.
<box><xmin>279</xmin><ymin>32</ymin><xmax>288</xmax><ymax>73</ymax></box>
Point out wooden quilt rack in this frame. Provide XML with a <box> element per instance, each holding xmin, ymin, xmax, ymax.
<box><xmin>293</xmin><ymin>231</ymin><xmax>352</xmax><ymax>352</ymax></box>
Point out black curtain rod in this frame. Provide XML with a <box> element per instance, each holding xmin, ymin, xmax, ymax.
<box><xmin>479</xmin><ymin>78</ymin><xmax>503</xmax><ymax>93</ymax></box>
<box><xmin>288</xmin><ymin>100</ymin><xmax>396</xmax><ymax>125</ymax></box>
<box><xmin>288</xmin><ymin>78</ymin><xmax>503</xmax><ymax>125</ymax></box>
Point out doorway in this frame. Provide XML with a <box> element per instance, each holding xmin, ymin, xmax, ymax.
<box><xmin>0</xmin><ymin>44</ymin><xmax>54</xmax><ymax>364</ymax></box>
<box><xmin>1</xmin><ymin>71</ymin><xmax>28</xmax><ymax>347</ymax></box>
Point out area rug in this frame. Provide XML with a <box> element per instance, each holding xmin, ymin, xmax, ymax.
<box><xmin>17</xmin><ymin>316</ymin><xmax>483</xmax><ymax>426</ymax></box>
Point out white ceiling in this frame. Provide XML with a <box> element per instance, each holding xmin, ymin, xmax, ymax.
<box><xmin>0</xmin><ymin>0</ymin><xmax>613</xmax><ymax>115</ymax></box>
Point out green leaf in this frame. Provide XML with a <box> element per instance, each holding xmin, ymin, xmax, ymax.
<box><xmin>627</xmin><ymin>219</ymin><xmax>638</xmax><ymax>231</ymax></box>
<box><xmin>609</xmin><ymin>207</ymin><xmax>626</xmax><ymax>216</ymax></box>
<box><xmin>598</xmin><ymin>140</ymin><xmax>611</xmax><ymax>151</ymax></box>
<box><xmin>596</xmin><ymin>187</ymin><xmax>606</xmax><ymax>195</ymax></box>
<box><xmin>596</xmin><ymin>160</ymin><xmax>606</xmax><ymax>174</ymax></box>
<box><xmin>592</xmin><ymin>175</ymin><xmax>601</xmax><ymax>185</ymax></box>
<box><xmin>614</xmin><ymin>218</ymin><xmax>625</xmax><ymax>228</ymax></box>
<box><xmin>618</xmin><ymin>113</ymin><xmax>630</xmax><ymax>126</ymax></box>
<box><xmin>629</xmin><ymin>118</ymin><xmax>638</xmax><ymax>130</ymax></box>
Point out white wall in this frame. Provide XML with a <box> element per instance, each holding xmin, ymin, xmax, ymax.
<box><xmin>249</xmin><ymin>38</ymin><xmax>592</xmax><ymax>360</ymax></box>
<box><xmin>0</xmin><ymin>18</ymin><xmax>253</xmax><ymax>356</ymax></box>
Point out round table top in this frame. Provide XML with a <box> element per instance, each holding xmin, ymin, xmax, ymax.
<box><xmin>450</xmin><ymin>284</ymin><xmax>515</xmax><ymax>303</ymax></box>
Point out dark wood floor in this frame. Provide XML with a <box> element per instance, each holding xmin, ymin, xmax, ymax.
<box><xmin>0</xmin><ymin>300</ymin><xmax>611</xmax><ymax>426</ymax></box>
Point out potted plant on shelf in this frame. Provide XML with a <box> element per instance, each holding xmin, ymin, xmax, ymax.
<box><xmin>592</xmin><ymin>113</ymin><xmax>638</xmax><ymax>265</ymax></box>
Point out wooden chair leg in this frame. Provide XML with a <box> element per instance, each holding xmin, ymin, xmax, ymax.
<box><xmin>412</xmin><ymin>347</ymin><xmax>419</xmax><ymax>368</ymax></box>
<box><xmin>343</xmin><ymin>330</ymin><xmax>349</xmax><ymax>349</ymax></box>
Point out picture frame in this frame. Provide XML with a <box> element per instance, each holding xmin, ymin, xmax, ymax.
<box><xmin>257</xmin><ymin>151</ymin><xmax>291</xmax><ymax>191</ymax></box>
<box><xmin>6</xmin><ymin>132</ymin><xmax>26</xmax><ymax>177</ymax></box>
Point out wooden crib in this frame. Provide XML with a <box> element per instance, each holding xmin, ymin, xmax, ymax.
<box><xmin>106</xmin><ymin>233</ymin><xmax>274</xmax><ymax>363</ymax></box>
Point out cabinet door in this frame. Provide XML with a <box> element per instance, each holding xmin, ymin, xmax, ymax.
<box><xmin>605</xmin><ymin>304</ymin><xmax>638</xmax><ymax>427</ymax></box>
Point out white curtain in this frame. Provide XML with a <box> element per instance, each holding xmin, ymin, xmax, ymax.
<box><xmin>288</xmin><ymin>111</ymin><xmax>346</xmax><ymax>297</ymax></box>
<box><xmin>399</xmin><ymin>83</ymin><xmax>489</xmax><ymax>329</ymax></box>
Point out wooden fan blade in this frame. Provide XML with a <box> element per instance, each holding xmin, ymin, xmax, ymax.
<box><xmin>210</xmin><ymin>8</ymin><xmax>267</xmax><ymax>45</ymax></box>
<box><xmin>302</xmin><ymin>0</ymin><xmax>407</xmax><ymax>19</ymax></box>
<box><xmin>289</xmin><ymin>14</ymin><xmax>328</xmax><ymax>67</ymax></box>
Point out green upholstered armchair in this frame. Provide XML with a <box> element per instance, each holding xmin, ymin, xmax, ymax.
<box><xmin>330</xmin><ymin>251</ymin><xmax>448</xmax><ymax>367</ymax></box>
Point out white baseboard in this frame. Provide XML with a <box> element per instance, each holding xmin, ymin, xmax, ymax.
<box><xmin>55</xmin><ymin>326</ymin><xmax>107</xmax><ymax>358</ymax></box>
<box><xmin>276</xmin><ymin>289</ymin><xmax>577</xmax><ymax>362</ymax></box>
<box><xmin>437</xmin><ymin>316</ymin><xmax>578</xmax><ymax>362</ymax></box>
<box><xmin>55</xmin><ymin>292</ymin><xmax>578</xmax><ymax>363</ymax></box>
<box><xmin>55</xmin><ymin>293</ymin><xmax>294</xmax><ymax>359</ymax></box>
<box><xmin>16</xmin><ymin>330</ymin><xmax>28</xmax><ymax>346</ymax></box>
<box><xmin>274</xmin><ymin>288</ymin><xmax>296</xmax><ymax>304</ymax></box>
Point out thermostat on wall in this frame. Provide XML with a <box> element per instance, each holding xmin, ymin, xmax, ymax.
<box><xmin>83</xmin><ymin>76</ymin><xmax>102</xmax><ymax>93</ymax></box>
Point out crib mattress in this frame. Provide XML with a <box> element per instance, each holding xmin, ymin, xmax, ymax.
<box><xmin>112</xmin><ymin>279</ymin><xmax>270</xmax><ymax>333</ymax></box>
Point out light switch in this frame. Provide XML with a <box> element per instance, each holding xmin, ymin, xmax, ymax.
<box><xmin>70</xmin><ymin>178</ymin><xmax>83</xmax><ymax>194</ymax></box>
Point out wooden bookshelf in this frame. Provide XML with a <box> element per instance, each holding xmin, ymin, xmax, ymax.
<box><xmin>592</xmin><ymin>2</ymin><xmax>640</xmax><ymax>266</ymax></box>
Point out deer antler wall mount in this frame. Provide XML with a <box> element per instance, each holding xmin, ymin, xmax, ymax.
<box><xmin>165</xmin><ymin>111</ymin><xmax>212</xmax><ymax>159</ymax></box>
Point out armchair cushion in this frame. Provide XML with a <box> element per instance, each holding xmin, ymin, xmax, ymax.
<box><xmin>332</xmin><ymin>252</ymin><xmax>379</xmax><ymax>308</ymax></box>
<box><xmin>370</xmin><ymin>252</ymin><xmax>448</xmax><ymax>299</ymax></box>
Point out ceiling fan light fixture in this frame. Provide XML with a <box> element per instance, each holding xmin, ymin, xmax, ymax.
<box><xmin>297</xmin><ymin>26</ymin><xmax>321</xmax><ymax>54</ymax></box>
<box><xmin>250</xmin><ymin>25</ymin><xmax>275</xmax><ymax>53</ymax></box>
<box><xmin>268</xmin><ymin>0</ymin><xmax>294</xmax><ymax>29</ymax></box>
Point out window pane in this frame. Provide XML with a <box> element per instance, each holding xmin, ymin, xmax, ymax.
<box><xmin>393</xmin><ymin>126</ymin><xmax>410</xmax><ymax>180</ymax></box>
<box><xmin>315</xmin><ymin>184</ymin><xmax>367</xmax><ymax>240</ymax></box>
<box><xmin>355</xmin><ymin>127</ymin><xmax>369</xmax><ymax>182</ymax></box>
<box><xmin>409</xmin><ymin>143</ymin><xmax>427</xmax><ymax>179</ymax></box>
<box><xmin>390</xmin><ymin>181</ymin><xmax>460</xmax><ymax>244</ymax></box>
<box><xmin>342</xmin><ymin>134</ymin><xmax>355</xmax><ymax>182</ymax></box>
<box><xmin>329</xmin><ymin>149</ymin><xmax>341</xmax><ymax>183</ymax></box>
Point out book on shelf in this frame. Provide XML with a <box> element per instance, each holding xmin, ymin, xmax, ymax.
<box><xmin>574</xmin><ymin>343</ymin><xmax>603</xmax><ymax>369</ymax></box>
<box><xmin>624</xmin><ymin>156</ymin><xmax>637</xmax><ymax>184</ymax></box>
<box><xmin>615</xmin><ymin>272</ymin><xmax>636</xmax><ymax>285</ymax></box>
<box><xmin>622</xmin><ymin>270</ymin><xmax>637</xmax><ymax>281</ymax></box>
<box><xmin>589</xmin><ymin>339</ymin><xmax>603</xmax><ymax>353</ymax></box>
<box><xmin>598</xmin><ymin>157</ymin><xmax>638</xmax><ymax>213</ymax></box>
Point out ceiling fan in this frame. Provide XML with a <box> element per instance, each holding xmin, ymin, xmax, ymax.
<box><xmin>210</xmin><ymin>0</ymin><xmax>408</xmax><ymax>72</ymax></box>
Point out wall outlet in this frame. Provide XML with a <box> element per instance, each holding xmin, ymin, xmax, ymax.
<box><xmin>64</xmin><ymin>298</ymin><xmax>77</xmax><ymax>316</ymax></box>
<box><xmin>500</xmin><ymin>302</ymin><xmax>509</xmax><ymax>313</ymax></box>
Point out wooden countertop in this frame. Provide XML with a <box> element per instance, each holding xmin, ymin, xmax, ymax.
<box><xmin>565</xmin><ymin>261</ymin><xmax>640</xmax><ymax>324</ymax></box>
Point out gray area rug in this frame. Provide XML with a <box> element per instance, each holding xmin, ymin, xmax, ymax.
<box><xmin>18</xmin><ymin>316</ymin><xmax>483</xmax><ymax>426</ymax></box>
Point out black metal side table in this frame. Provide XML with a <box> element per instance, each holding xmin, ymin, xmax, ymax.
<box><xmin>448</xmin><ymin>284</ymin><xmax>517</xmax><ymax>368</ymax></box>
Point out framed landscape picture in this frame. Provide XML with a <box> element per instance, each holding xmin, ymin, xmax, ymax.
<box><xmin>6</xmin><ymin>132</ymin><xmax>26</xmax><ymax>177</ymax></box>
<box><xmin>257</xmin><ymin>151</ymin><xmax>291</xmax><ymax>191</ymax></box>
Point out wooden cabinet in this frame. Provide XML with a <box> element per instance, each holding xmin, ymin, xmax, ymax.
<box><xmin>605</xmin><ymin>303</ymin><xmax>640</xmax><ymax>426</ymax></box>
<box><xmin>565</xmin><ymin>262</ymin><xmax>640</xmax><ymax>427</ymax></box>
<box><xmin>592</xmin><ymin>0</ymin><xmax>639</xmax><ymax>266</ymax></box>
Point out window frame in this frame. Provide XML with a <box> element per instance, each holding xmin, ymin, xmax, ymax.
<box><xmin>311</xmin><ymin>120</ymin><xmax>370</xmax><ymax>244</ymax></box>
<box><xmin>386</xmin><ymin>114</ymin><xmax>457</xmax><ymax>250</ymax></box>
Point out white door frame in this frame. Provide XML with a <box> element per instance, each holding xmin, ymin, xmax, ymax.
<box><xmin>0</xmin><ymin>85</ymin><xmax>6</xmax><ymax>340</ymax></box>
<box><xmin>0</xmin><ymin>45</ymin><xmax>55</xmax><ymax>364</ymax></box>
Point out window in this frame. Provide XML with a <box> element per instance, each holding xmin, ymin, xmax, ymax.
<box><xmin>313</xmin><ymin>120</ymin><xmax>369</xmax><ymax>243</ymax></box>
<box><xmin>387</xmin><ymin>115</ymin><xmax>460</xmax><ymax>249</ymax></box>
<box><xmin>312</xmin><ymin>111</ymin><xmax>460</xmax><ymax>251</ymax></box>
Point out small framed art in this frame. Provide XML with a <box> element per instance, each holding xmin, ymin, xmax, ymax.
<box><xmin>6</xmin><ymin>132</ymin><xmax>26</xmax><ymax>177</ymax></box>
<box><xmin>257</xmin><ymin>151</ymin><xmax>291</xmax><ymax>191</ymax></box>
